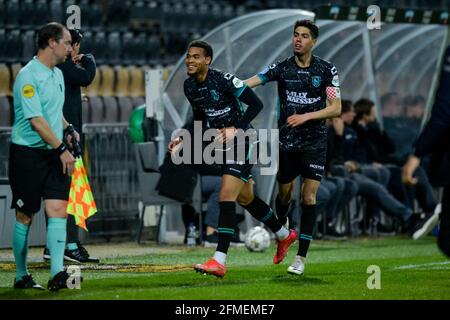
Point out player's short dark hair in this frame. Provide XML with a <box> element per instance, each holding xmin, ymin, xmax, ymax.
<box><xmin>341</xmin><ymin>100</ymin><xmax>353</xmax><ymax>114</ymax></box>
<box><xmin>37</xmin><ymin>22</ymin><xmax>67</xmax><ymax>50</ymax></box>
<box><xmin>294</xmin><ymin>20</ymin><xmax>319</xmax><ymax>39</ymax></box>
<box><xmin>188</xmin><ymin>40</ymin><xmax>213</xmax><ymax>62</ymax></box>
<box><xmin>69</xmin><ymin>28</ymin><xmax>83</xmax><ymax>45</ymax></box>
<box><xmin>354</xmin><ymin>98</ymin><xmax>374</xmax><ymax>120</ymax></box>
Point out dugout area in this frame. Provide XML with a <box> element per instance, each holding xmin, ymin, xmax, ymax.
<box><xmin>161</xmin><ymin>6</ymin><xmax>448</xmax><ymax>237</ymax></box>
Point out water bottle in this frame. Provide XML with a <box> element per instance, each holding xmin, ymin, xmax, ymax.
<box><xmin>187</xmin><ymin>223</ymin><xmax>197</xmax><ymax>246</ymax></box>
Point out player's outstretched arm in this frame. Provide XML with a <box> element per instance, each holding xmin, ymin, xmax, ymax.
<box><xmin>244</xmin><ymin>75</ymin><xmax>263</xmax><ymax>88</ymax></box>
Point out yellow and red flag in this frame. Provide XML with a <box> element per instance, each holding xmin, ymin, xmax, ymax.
<box><xmin>67</xmin><ymin>158</ymin><xmax>97</xmax><ymax>231</ymax></box>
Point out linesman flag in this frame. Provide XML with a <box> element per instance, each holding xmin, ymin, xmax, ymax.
<box><xmin>65</xmin><ymin>126</ymin><xmax>97</xmax><ymax>230</ymax></box>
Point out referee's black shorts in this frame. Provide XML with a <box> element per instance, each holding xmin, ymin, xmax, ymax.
<box><xmin>8</xmin><ymin>143</ymin><xmax>71</xmax><ymax>215</ymax></box>
<box><xmin>277</xmin><ymin>147</ymin><xmax>326</xmax><ymax>184</ymax></box>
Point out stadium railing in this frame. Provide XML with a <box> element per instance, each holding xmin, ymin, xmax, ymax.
<box><xmin>80</xmin><ymin>123</ymin><xmax>140</xmax><ymax>241</ymax></box>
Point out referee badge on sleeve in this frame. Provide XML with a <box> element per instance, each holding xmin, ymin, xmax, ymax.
<box><xmin>22</xmin><ymin>84</ymin><xmax>35</xmax><ymax>98</ymax></box>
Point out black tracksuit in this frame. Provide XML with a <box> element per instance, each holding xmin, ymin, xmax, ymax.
<box><xmin>57</xmin><ymin>54</ymin><xmax>96</xmax><ymax>134</ymax></box>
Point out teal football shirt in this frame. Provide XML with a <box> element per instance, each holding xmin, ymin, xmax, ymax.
<box><xmin>12</xmin><ymin>56</ymin><xmax>65</xmax><ymax>149</ymax></box>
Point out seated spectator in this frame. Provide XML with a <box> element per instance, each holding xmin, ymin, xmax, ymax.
<box><xmin>352</xmin><ymin>98</ymin><xmax>440</xmax><ymax>233</ymax></box>
<box><xmin>328</xmin><ymin>101</ymin><xmax>426</xmax><ymax>235</ymax></box>
<box><xmin>381</xmin><ymin>92</ymin><xmax>402</xmax><ymax>119</ymax></box>
<box><xmin>386</xmin><ymin>94</ymin><xmax>426</xmax><ymax>160</ymax></box>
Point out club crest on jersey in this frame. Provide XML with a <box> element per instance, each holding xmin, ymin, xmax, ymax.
<box><xmin>210</xmin><ymin>90</ymin><xmax>220</xmax><ymax>101</ymax></box>
<box><xmin>311</xmin><ymin>76</ymin><xmax>321</xmax><ymax>88</ymax></box>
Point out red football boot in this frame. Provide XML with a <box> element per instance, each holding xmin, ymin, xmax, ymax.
<box><xmin>274</xmin><ymin>229</ymin><xmax>298</xmax><ymax>264</ymax></box>
<box><xmin>194</xmin><ymin>258</ymin><xmax>227</xmax><ymax>278</ymax></box>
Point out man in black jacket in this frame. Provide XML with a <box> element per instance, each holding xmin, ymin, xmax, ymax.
<box><xmin>59</xmin><ymin>29</ymin><xmax>96</xmax><ymax>143</ymax></box>
<box><xmin>329</xmin><ymin>101</ymin><xmax>416</xmax><ymax>234</ymax></box>
<box><xmin>403</xmin><ymin>46</ymin><xmax>450</xmax><ymax>258</ymax></box>
<box><xmin>43</xmin><ymin>28</ymin><xmax>99</xmax><ymax>263</ymax></box>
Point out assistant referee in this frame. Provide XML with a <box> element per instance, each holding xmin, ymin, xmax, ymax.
<box><xmin>9</xmin><ymin>22</ymin><xmax>79</xmax><ymax>291</ymax></box>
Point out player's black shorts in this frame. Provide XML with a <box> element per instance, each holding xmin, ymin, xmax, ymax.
<box><xmin>8</xmin><ymin>143</ymin><xmax>71</xmax><ymax>215</ymax></box>
<box><xmin>219</xmin><ymin>139</ymin><xmax>257</xmax><ymax>183</ymax></box>
<box><xmin>222</xmin><ymin>162</ymin><xmax>253</xmax><ymax>182</ymax></box>
<box><xmin>277</xmin><ymin>147</ymin><xmax>326</xmax><ymax>183</ymax></box>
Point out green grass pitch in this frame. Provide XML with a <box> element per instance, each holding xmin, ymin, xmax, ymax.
<box><xmin>0</xmin><ymin>236</ymin><xmax>448</xmax><ymax>300</ymax></box>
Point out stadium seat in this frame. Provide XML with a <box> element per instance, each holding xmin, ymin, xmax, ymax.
<box><xmin>0</xmin><ymin>28</ymin><xmax>5</xmax><ymax>61</ymax></box>
<box><xmin>64</xmin><ymin>0</ymin><xmax>77</xmax><ymax>8</ymax></box>
<box><xmin>89</xmin><ymin>96</ymin><xmax>104</xmax><ymax>123</ymax></box>
<box><xmin>107</xmin><ymin>31</ymin><xmax>122</xmax><ymax>65</ymax></box>
<box><xmin>85</xmin><ymin>67</ymin><xmax>101</xmax><ymax>97</ymax></box>
<box><xmin>182</xmin><ymin>3</ymin><xmax>198</xmax><ymax>33</ymax></box>
<box><xmin>106</xmin><ymin>0</ymin><xmax>130</xmax><ymax>32</ymax></box>
<box><xmin>19</xmin><ymin>0</ymin><xmax>35</xmax><ymax>29</ymax></box>
<box><xmin>115</xmin><ymin>65</ymin><xmax>130</xmax><ymax>97</ymax></box>
<box><xmin>134</xmin><ymin>32</ymin><xmax>147</xmax><ymax>65</ymax></box>
<box><xmin>129</xmin><ymin>0</ymin><xmax>162</xmax><ymax>29</ymax></box>
<box><xmin>118</xmin><ymin>96</ymin><xmax>134</xmax><ymax>122</ymax></box>
<box><xmin>134</xmin><ymin>140</ymin><xmax>203</xmax><ymax>243</ymax></box>
<box><xmin>11</xmin><ymin>63</ymin><xmax>22</xmax><ymax>84</ymax></box>
<box><xmin>87</xmin><ymin>2</ymin><xmax>104</xmax><ymax>31</ymax></box>
<box><xmin>49</xmin><ymin>0</ymin><xmax>64</xmax><ymax>23</ymax></box>
<box><xmin>102</xmin><ymin>96</ymin><xmax>119</xmax><ymax>123</ymax></box>
<box><xmin>163</xmin><ymin>31</ymin><xmax>191</xmax><ymax>59</ymax></box>
<box><xmin>34</xmin><ymin>0</ymin><xmax>50</xmax><ymax>27</ymax></box>
<box><xmin>196</xmin><ymin>3</ymin><xmax>212</xmax><ymax>32</ymax></box>
<box><xmin>21</xmin><ymin>30</ymin><xmax>37</xmax><ymax>63</ymax></box>
<box><xmin>220</xmin><ymin>4</ymin><xmax>235</xmax><ymax>24</ymax></box>
<box><xmin>235</xmin><ymin>5</ymin><xmax>247</xmax><ymax>17</ymax></box>
<box><xmin>79</xmin><ymin>31</ymin><xmax>93</xmax><ymax>56</ymax></box>
<box><xmin>121</xmin><ymin>32</ymin><xmax>134</xmax><ymax>65</ymax></box>
<box><xmin>92</xmin><ymin>32</ymin><xmax>107</xmax><ymax>65</ymax></box>
<box><xmin>122</xmin><ymin>31</ymin><xmax>148</xmax><ymax>65</ymax></box>
<box><xmin>98</xmin><ymin>65</ymin><xmax>114</xmax><ymax>96</ymax></box>
<box><xmin>163</xmin><ymin>2</ymin><xmax>185</xmax><ymax>32</ymax></box>
<box><xmin>131</xmin><ymin>96</ymin><xmax>145</xmax><ymax>108</ymax></box>
<box><xmin>0</xmin><ymin>96</ymin><xmax>11</xmax><ymax>126</ymax></box>
<box><xmin>0</xmin><ymin>1</ymin><xmax>5</xmax><ymax>28</ymax></box>
<box><xmin>134</xmin><ymin>141</ymin><xmax>185</xmax><ymax>243</ymax></box>
<box><xmin>146</xmin><ymin>0</ymin><xmax>163</xmax><ymax>23</ymax></box>
<box><xmin>82</xmin><ymin>97</ymin><xmax>90</xmax><ymax>124</ymax></box>
<box><xmin>4</xmin><ymin>30</ymin><xmax>22</xmax><ymax>63</ymax></box>
<box><xmin>129</xmin><ymin>66</ymin><xmax>145</xmax><ymax>97</ymax></box>
<box><xmin>0</xmin><ymin>64</ymin><xmax>11</xmax><ymax>97</ymax></box>
<box><xmin>5</xmin><ymin>0</ymin><xmax>19</xmax><ymax>28</ymax></box>
<box><xmin>147</xmin><ymin>33</ymin><xmax>161</xmax><ymax>62</ymax></box>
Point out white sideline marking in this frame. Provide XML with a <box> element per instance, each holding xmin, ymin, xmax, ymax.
<box><xmin>394</xmin><ymin>261</ymin><xmax>450</xmax><ymax>270</ymax></box>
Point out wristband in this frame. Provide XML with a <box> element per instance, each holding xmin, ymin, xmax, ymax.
<box><xmin>55</xmin><ymin>143</ymin><xmax>67</xmax><ymax>156</ymax></box>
